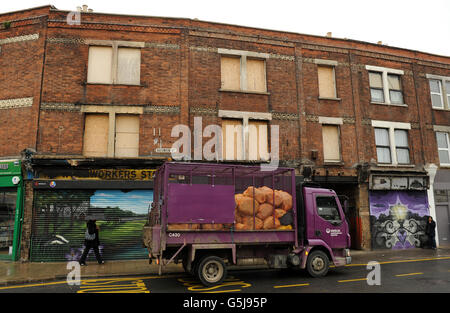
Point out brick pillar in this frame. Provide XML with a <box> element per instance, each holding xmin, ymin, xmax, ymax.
<box><xmin>355</xmin><ymin>183</ymin><xmax>371</xmax><ymax>250</ymax></box>
<box><xmin>20</xmin><ymin>180</ymin><xmax>34</xmax><ymax>261</ymax></box>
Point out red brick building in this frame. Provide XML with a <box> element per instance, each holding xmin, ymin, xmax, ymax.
<box><xmin>0</xmin><ymin>5</ymin><xmax>449</xmax><ymax>261</ymax></box>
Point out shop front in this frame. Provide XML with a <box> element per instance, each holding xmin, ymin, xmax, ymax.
<box><xmin>0</xmin><ymin>160</ymin><xmax>23</xmax><ymax>261</ymax></box>
<box><xmin>368</xmin><ymin>172</ymin><xmax>430</xmax><ymax>250</ymax></box>
<box><xmin>434</xmin><ymin>169</ymin><xmax>450</xmax><ymax>246</ymax></box>
<box><xmin>29</xmin><ymin>165</ymin><xmax>158</xmax><ymax>262</ymax></box>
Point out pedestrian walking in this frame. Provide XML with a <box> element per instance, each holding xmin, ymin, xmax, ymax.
<box><xmin>425</xmin><ymin>216</ymin><xmax>437</xmax><ymax>250</ymax></box>
<box><xmin>79</xmin><ymin>219</ymin><xmax>105</xmax><ymax>265</ymax></box>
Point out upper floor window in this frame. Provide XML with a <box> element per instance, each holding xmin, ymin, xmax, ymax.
<box><xmin>427</xmin><ymin>74</ymin><xmax>450</xmax><ymax>110</ymax></box>
<box><xmin>219</xmin><ymin>48</ymin><xmax>268</xmax><ymax>93</ymax></box>
<box><xmin>318</xmin><ymin>66</ymin><xmax>337</xmax><ymax>98</ymax></box>
<box><xmin>221</xmin><ymin>119</ymin><xmax>269</xmax><ymax>161</ymax></box>
<box><xmin>219</xmin><ymin>110</ymin><xmax>271</xmax><ymax>161</ymax></box>
<box><xmin>87</xmin><ymin>40</ymin><xmax>143</xmax><ymax>85</ymax></box>
<box><xmin>366</xmin><ymin>65</ymin><xmax>405</xmax><ymax>105</ymax></box>
<box><xmin>436</xmin><ymin>131</ymin><xmax>450</xmax><ymax>165</ymax></box>
<box><xmin>372</xmin><ymin>120</ymin><xmax>411</xmax><ymax>165</ymax></box>
<box><xmin>83</xmin><ymin>112</ymin><xmax>140</xmax><ymax>158</ymax></box>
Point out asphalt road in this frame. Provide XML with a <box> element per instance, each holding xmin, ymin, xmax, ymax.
<box><xmin>0</xmin><ymin>256</ymin><xmax>449</xmax><ymax>294</ymax></box>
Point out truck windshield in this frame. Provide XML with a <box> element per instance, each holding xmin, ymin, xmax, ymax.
<box><xmin>316</xmin><ymin>196</ymin><xmax>341</xmax><ymax>223</ymax></box>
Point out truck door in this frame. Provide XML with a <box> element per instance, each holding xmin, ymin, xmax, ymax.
<box><xmin>313</xmin><ymin>194</ymin><xmax>348</xmax><ymax>249</ymax></box>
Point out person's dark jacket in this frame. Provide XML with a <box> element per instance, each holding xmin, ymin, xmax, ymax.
<box><xmin>85</xmin><ymin>220</ymin><xmax>100</xmax><ymax>246</ymax></box>
<box><xmin>425</xmin><ymin>219</ymin><xmax>436</xmax><ymax>237</ymax></box>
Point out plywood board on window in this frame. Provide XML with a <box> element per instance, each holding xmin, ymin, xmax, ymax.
<box><xmin>221</xmin><ymin>56</ymin><xmax>241</xmax><ymax>90</ymax></box>
<box><xmin>83</xmin><ymin>114</ymin><xmax>109</xmax><ymax>157</ymax></box>
<box><xmin>246</xmin><ymin>59</ymin><xmax>266</xmax><ymax>92</ymax></box>
<box><xmin>248</xmin><ymin>121</ymin><xmax>269</xmax><ymax>160</ymax></box>
<box><xmin>318</xmin><ymin>66</ymin><xmax>335</xmax><ymax>98</ymax></box>
<box><xmin>87</xmin><ymin>46</ymin><xmax>113</xmax><ymax>84</ymax></box>
<box><xmin>222</xmin><ymin>119</ymin><xmax>243</xmax><ymax>160</ymax></box>
<box><xmin>322</xmin><ymin>125</ymin><xmax>340</xmax><ymax>161</ymax></box>
<box><xmin>117</xmin><ymin>48</ymin><xmax>141</xmax><ymax>85</ymax></box>
<box><xmin>115</xmin><ymin>115</ymin><xmax>140</xmax><ymax>157</ymax></box>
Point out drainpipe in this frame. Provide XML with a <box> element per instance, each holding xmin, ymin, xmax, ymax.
<box><xmin>424</xmin><ymin>163</ymin><xmax>439</xmax><ymax>247</ymax></box>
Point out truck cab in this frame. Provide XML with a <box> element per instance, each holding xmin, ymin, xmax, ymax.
<box><xmin>297</xmin><ymin>184</ymin><xmax>352</xmax><ymax>277</ymax></box>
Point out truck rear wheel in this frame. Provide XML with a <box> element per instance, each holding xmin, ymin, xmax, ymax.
<box><xmin>306</xmin><ymin>250</ymin><xmax>329</xmax><ymax>278</ymax></box>
<box><xmin>197</xmin><ymin>255</ymin><xmax>227</xmax><ymax>287</ymax></box>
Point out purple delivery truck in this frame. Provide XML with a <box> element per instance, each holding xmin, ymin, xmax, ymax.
<box><xmin>143</xmin><ymin>162</ymin><xmax>351</xmax><ymax>286</ymax></box>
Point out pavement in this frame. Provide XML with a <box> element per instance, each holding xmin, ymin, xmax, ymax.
<box><xmin>1</xmin><ymin>245</ymin><xmax>450</xmax><ymax>286</ymax></box>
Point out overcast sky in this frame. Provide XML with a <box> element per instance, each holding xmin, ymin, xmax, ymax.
<box><xmin>2</xmin><ymin>0</ymin><xmax>449</xmax><ymax>56</ymax></box>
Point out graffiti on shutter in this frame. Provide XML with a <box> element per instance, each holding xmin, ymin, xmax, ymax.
<box><xmin>30</xmin><ymin>189</ymin><xmax>153</xmax><ymax>262</ymax></box>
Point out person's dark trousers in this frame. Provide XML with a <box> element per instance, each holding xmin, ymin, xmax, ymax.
<box><xmin>430</xmin><ymin>235</ymin><xmax>437</xmax><ymax>249</ymax></box>
<box><xmin>79</xmin><ymin>241</ymin><xmax>103</xmax><ymax>264</ymax></box>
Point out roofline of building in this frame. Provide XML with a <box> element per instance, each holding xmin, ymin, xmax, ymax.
<box><xmin>0</xmin><ymin>4</ymin><xmax>55</xmax><ymax>17</ymax></box>
<box><xmin>0</xmin><ymin>5</ymin><xmax>448</xmax><ymax>61</ymax></box>
<box><xmin>48</xmin><ymin>7</ymin><xmax>450</xmax><ymax>60</ymax></box>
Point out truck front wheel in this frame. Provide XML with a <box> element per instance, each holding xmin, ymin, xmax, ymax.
<box><xmin>306</xmin><ymin>250</ymin><xmax>329</xmax><ymax>277</ymax></box>
<box><xmin>197</xmin><ymin>255</ymin><xmax>227</xmax><ymax>287</ymax></box>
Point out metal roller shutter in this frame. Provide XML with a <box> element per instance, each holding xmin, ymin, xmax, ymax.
<box><xmin>30</xmin><ymin>189</ymin><xmax>153</xmax><ymax>262</ymax></box>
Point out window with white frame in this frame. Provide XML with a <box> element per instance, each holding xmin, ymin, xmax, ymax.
<box><xmin>372</xmin><ymin>120</ymin><xmax>411</xmax><ymax>165</ymax></box>
<box><xmin>87</xmin><ymin>41</ymin><xmax>143</xmax><ymax>85</ymax></box>
<box><xmin>366</xmin><ymin>65</ymin><xmax>405</xmax><ymax>105</ymax></box>
<box><xmin>427</xmin><ymin>74</ymin><xmax>450</xmax><ymax>110</ymax></box>
<box><xmin>374</xmin><ymin>128</ymin><xmax>391</xmax><ymax>163</ymax></box>
<box><xmin>436</xmin><ymin>132</ymin><xmax>450</xmax><ymax>165</ymax></box>
<box><xmin>219</xmin><ymin>49</ymin><xmax>268</xmax><ymax>93</ymax></box>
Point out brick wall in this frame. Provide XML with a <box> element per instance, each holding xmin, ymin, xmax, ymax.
<box><xmin>0</xmin><ymin>6</ymin><xmax>449</xmax><ymax>170</ymax></box>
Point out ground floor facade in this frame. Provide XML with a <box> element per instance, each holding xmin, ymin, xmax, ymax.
<box><xmin>434</xmin><ymin>169</ymin><xmax>450</xmax><ymax>247</ymax></box>
<box><xmin>0</xmin><ymin>159</ymin><xmax>23</xmax><ymax>261</ymax></box>
<box><xmin>13</xmin><ymin>157</ymin><xmax>449</xmax><ymax>262</ymax></box>
<box><xmin>19</xmin><ymin>157</ymin><xmax>163</xmax><ymax>262</ymax></box>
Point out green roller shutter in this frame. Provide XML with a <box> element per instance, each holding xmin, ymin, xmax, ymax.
<box><xmin>30</xmin><ymin>189</ymin><xmax>153</xmax><ymax>262</ymax></box>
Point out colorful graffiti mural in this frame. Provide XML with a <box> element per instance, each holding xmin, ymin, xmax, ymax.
<box><xmin>369</xmin><ymin>191</ymin><xmax>429</xmax><ymax>249</ymax></box>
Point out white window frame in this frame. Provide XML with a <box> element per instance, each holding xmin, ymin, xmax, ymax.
<box><xmin>434</xmin><ymin>126</ymin><xmax>450</xmax><ymax>166</ymax></box>
<box><xmin>86</xmin><ymin>40</ymin><xmax>144</xmax><ymax>85</ymax></box>
<box><xmin>437</xmin><ymin>132</ymin><xmax>450</xmax><ymax>166</ymax></box>
<box><xmin>366</xmin><ymin>65</ymin><xmax>405</xmax><ymax>106</ymax></box>
<box><xmin>218</xmin><ymin>48</ymin><xmax>269</xmax><ymax>93</ymax></box>
<box><xmin>426</xmin><ymin>74</ymin><xmax>450</xmax><ymax>110</ymax></box>
<box><xmin>371</xmin><ymin>120</ymin><xmax>411</xmax><ymax>166</ymax></box>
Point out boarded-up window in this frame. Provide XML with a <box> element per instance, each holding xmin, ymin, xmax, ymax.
<box><xmin>248</xmin><ymin>121</ymin><xmax>269</xmax><ymax>160</ymax></box>
<box><xmin>318</xmin><ymin>66</ymin><xmax>336</xmax><ymax>98</ymax></box>
<box><xmin>117</xmin><ymin>48</ymin><xmax>141</xmax><ymax>85</ymax></box>
<box><xmin>221</xmin><ymin>56</ymin><xmax>241</xmax><ymax>90</ymax></box>
<box><xmin>87</xmin><ymin>46</ymin><xmax>113</xmax><ymax>84</ymax></box>
<box><xmin>115</xmin><ymin>115</ymin><xmax>140</xmax><ymax>157</ymax></box>
<box><xmin>322</xmin><ymin>125</ymin><xmax>340</xmax><ymax>162</ymax></box>
<box><xmin>222</xmin><ymin>119</ymin><xmax>243</xmax><ymax>160</ymax></box>
<box><xmin>83</xmin><ymin>114</ymin><xmax>109</xmax><ymax>157</ymax></box>
<box><xmin>246</xmin><ymin>59</ymin><xmax>266</xmax><ymax>92</ymax></box>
